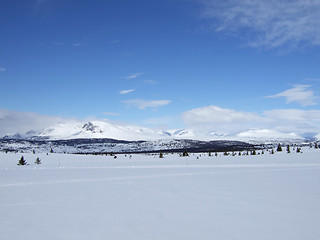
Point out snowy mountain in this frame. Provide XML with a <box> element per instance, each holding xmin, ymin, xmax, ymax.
<box><xmin>2</xmin><ymin>120</ymin><xmax>201</xmax><ymax>142</ymax></box>
<box><xmin>3</xmin><ymin>121</ymin><xmax>162</xmax><ymax>141</ymax></box>
<box><xmin>1</xmin><ymin>120</ymin><xmax>315</xmax><ymax>145</ymax></box>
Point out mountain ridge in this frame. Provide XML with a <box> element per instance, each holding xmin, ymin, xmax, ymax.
<box><xmin>2</xmin><ymin>120</ymin><xmax>317</xmax><ymax>143</ymax></box>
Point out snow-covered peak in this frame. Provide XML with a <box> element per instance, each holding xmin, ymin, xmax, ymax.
<box><xmin>34</xmin><ymin>121</ymin><xmax>161</xmax><ymax>140</ymax></box>
<box><xmin>82</xmin><ymin>122</ymin><xmax>103</xmax><ymax>134</ymax></box>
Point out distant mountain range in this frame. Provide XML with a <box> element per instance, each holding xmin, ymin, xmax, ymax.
<box><xmin>2</xmin><ymin>120</ymin><xmax>314</xmax><ymax>142</ymax></box>
<box><xmin>0</xmin><ymin>121</ymin><xmax>317</xmax><ymax>154</ymax></box>
<box><xmin>2</xmin><ymin>121</ymin><xmax>194</xmax><ymax>141</ymax></box>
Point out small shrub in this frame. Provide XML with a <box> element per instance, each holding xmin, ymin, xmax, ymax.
<box><xmin>35</xmin><ymin>157</ymin><xmax>41</xmax><ymax>165</ymax></box>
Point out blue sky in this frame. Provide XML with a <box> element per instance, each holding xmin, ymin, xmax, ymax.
<box><xmin>1</xmin><ymin>0</ymin><xmax>320</xmax><ymax>137</ymax></box>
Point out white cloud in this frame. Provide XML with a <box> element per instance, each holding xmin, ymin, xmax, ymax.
<box><xmin>0</xmin><ymin>67</ymin><xmax>6</xmax><ymax>72</ymax></box>
<box><xmin>125</xmin><ymin>73</ymin><xmax>143</xmax><ymax>80</ymax></box>
<box><xmin>183</xmin><ymin>105</ymin><xmax>260</xmax><ymax>124</ymax></box>
<box><xmin>119</xmin><ymin>89</ymin><xmax>135</xmax><ymax>95</ymax></box>
<box><xmin>264</xmin><ymin>109</ymin><xmax>320</xmax><ymax>134</ymax></box>
<box><xmin>123</xmin><ymin>99</ymin><xmax>171</xmax><ymax>110</ymax></box>
<box><xmin>182</xmin><ymin>105</ymin><xmax>320</xmax><ymax>137</ymax></box>
<box><xmin>198</xmin><ymin>0</ymin><xmax>320</xmax><ymax>49</ymax></box>
<box><xmin>182</xmin><ymin>105</ymin><xmax>262</xmax><ymax>134</ymax></box>
<box><xmin>267</xmin><ymin>85</ymin><xmax>317</xmax><ymax>106</ymax></box>
<box><xmin>0</xmin><ymin>109</ymin><xmax>76</xmax><ymax>137</ymax></box>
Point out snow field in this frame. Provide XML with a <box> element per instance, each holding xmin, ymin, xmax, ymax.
<box><xmin>1</xmin><ymin>149</ymin><xmax>320</xmax><ymax>240</ymax></box>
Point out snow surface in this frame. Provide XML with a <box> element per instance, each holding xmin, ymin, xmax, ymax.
<box><xmin>1</xmin><ymin>149</ymin><xmax>320</xmax><ymax>240</ymax></box>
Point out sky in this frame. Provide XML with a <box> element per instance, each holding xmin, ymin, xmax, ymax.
<box><xmin>1</xmin><ymin>0</ymin><xmax>320</xmax><ymax>138</ymax></box>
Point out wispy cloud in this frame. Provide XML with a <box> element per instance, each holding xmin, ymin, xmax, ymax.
<box><xmin>198</xmin><ymin>0</ymin><xmax>320</xmax><ymax>49</ymax></box>
<box><xmin>267</xmin><ymin>85</ymin><xmax>317</xmax><ymax>106</ymax></box>
<box><xmin>143</xmin><ymin>80</ymin><xmax>158</xmax><ymax>85</ymax></box>
<box><xmin>125</xmin><ymin>72</ymin><xmax>144</xmax><ymax>80</ymax></box>
<box><xmin>103</xmin><ymin>112</ymin><xmax>120</xmax><ymax>116</ymax></box>
<box><xmin>0</xmin><ymin>67</ymin><xmax>6</xmax><ymax>72</ymax></box>
<box><xmin>53</xmin><ymin>42</ymin><xmax>65</xmax><ymax>46</ymax></box>
<box><xmin>34</xmin><ymin>0</ymin><xmax>45</xmax><ymax>9</ymax></box>
<box><xmin>39</xmin><ymin>42</ymin><xmax>85</xmax><ymax>48</ymax></box>
<box><xmin>73</xmin><ymin>42</ymin><xmax>83</xmax><ymax>47</ymax></box>
<box><xmin>119</xmin><ymin>89</ymin><xmax>135</xmax><ymax>95</ymax></box>
<box><xmin>304</xmin><ymin>78</ymin><xmax>320</xmax><ymax>83</ymax></box>
<box><xmin>109</xmin><ymin>40</ymin><xmax>120</xmax><ymax>44</ymax></box>
<box><xmin>123</xmin><ymin>99</ymin><xmax>171</xmax><ymax>110</ymax></box>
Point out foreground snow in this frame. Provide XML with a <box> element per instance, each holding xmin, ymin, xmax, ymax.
<box><xmin>1</xmin><ymin>149</ymin><xmax>320</xmax><ymax>240</ymax></box>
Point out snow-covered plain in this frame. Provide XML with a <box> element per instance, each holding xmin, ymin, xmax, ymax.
<box><xmin>1</xmin><ymin>149</ymin><xmax>320</xmax><ymax>240</ymax></box>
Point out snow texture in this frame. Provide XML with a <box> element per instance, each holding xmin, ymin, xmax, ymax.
<box><xmin>1</xmin><ymin>148</ymin><xmax>320</xmax><ymax>240</ymax></box>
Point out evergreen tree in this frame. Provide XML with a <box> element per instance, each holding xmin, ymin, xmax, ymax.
<box><xmin>182</xmin><ymin>150</ymin><xmax>189</xmax><ymax>157</ymax></box>
<box><xmin>277</xmin><ymin>144</ymin><xmax>282</xmax><ymax>152</ymax></box>
<box><xmin>17</xmin><ymin>156</ymin><xmax>27</xmax><ymax>165</ymax></box>
<box><xmin>287</xmin><ymin>145</ymin><xmax>291</xmax><ymax>153</ymax></box>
